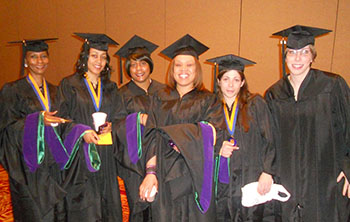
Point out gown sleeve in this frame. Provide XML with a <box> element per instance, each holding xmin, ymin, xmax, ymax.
<box><xmin>0</xmin><ymin>83</ymin><xmax>28</xmax><ymax>174</ymax></box>
<box><xmin>55</xmin><ymin>77</ymin><xmax>99</xmax><ymax>172</ymax></box>
<box><xmin>202</xmin><ymin>94</ymin><xmax>226</xmax><ymax>156</ymax></box>
<box><xmin>335</xmin><ymin>76</ymin><xmax>350</xmax><ymax>179</ymax></box>
<box><xmin>264</xmin><ymin>88</ymin><xmax>283</xmax><ymax>176</ymax></box>
<box><xmin>112</xmin><ymin>94</ymin><xmax>147</xmax><ymax>176</ymax></box>
<box><xmin>251</xmin><ymin>95</ymin><xmax>276</xmax><ymax>176</ymax></box>
<box><xmin>157</xmin><ymin>122</ymin><xmax>216</xmax><ymax>213</ymax></box>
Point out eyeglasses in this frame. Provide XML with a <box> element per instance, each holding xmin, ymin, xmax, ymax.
<box><xmin>286</xmin><ymin>48</ymin><xmax>311</xmax><ymax>57</ymax></box>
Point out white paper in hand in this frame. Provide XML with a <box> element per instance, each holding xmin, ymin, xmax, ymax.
<box><xmin>144</xmin><ymin>186</ymin><xmax>157</xmax><ymax>202</ymax></box>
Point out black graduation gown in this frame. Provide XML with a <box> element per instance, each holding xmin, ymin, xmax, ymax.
<box><xmin>117</xmin><ymin>79</ymin><xmax>165</xmax><ymax>222</ymax></box>
<box><xmin>146</xmin><ymin>87</ymin><xmax>223</xmax><ymax>222</ymax></box>
<box><xmin>56</xmin><ymin>73</ymin><xmax>124</xmax><ymax>222</ymax></box>
<box><xmin>216</xmin><ymin>95</ymin><xmax>280</xmax><ymax>222</ymax></box>
<box><xmin>0</xmin><ymin>77</ymin><xmax>66</xmax><ymax>222</ymax></box>
<box><xmin>119</xmin><ymin>79</ymin><xmax>165</xmax><ymax>114</ymax></box>
<box><xmin>265</xmin><ymin>69</ymin><xmax>350</xmax><ymax>222</ymax></box>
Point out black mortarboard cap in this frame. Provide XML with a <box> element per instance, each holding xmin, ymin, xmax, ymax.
<box><xmin>8</xmin><ymin>38</ymin><xmax>57</xmax><ymax>52</ymax></box>
<box><xmin>115</xmin><ymin>35</ymin><xmax>158</xmax><ymax>58</ymax></box>
<box><xmin>115</xmin><ymin>35</ymin><xmax>158</xmax><ymax>84</ymax></box>
<box><xmin>8</xmin><ymin>38</ymin><xmax>58</xmax><ymax>76</ymax></box>
<box><xmin>74</xmin><ymin>33</ymin><xmax>118</xmax><ymax>51</ymax></box>
<box><xmin>272</xmin><ymin>25</ymin><xmax>332</xmax><ymax>49</ymax></box>
<box><xmin>160</xmin><ymin>34</ymin><xmax>209</xmax><ymax>59</ymax></box>
<box><xmin>207</xmin><ymin>54</ymin><xmax>255</xmax><ymax>92</ymax></box>
<box><xmin>207</xmin><ymin>54</ymin><xmax>256</xmax><ymax>73</ymax></box>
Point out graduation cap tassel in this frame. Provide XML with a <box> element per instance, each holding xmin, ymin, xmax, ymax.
<box><xmin>83</xmin><ymin>41</ymin><xmax>89</xmax><ymax>74</ymax></box>
<box><xmin>20</xmin><ymin>42</ymin><xmax>26</xmax><ymax>76</ymax></box>
<box><xmin>213</xmin><ymin>63</ymin><xmax>217</xmax><ymax>93</ymax></box>
<box><xmin>119</xmin><ymin>58</ymin><xmax>123</xmax><ymax>85</ymax></box>
<box><xmin>281</xmin><ymin>39</ymin><xmax>286</xmax><ymax>78</ymax></box>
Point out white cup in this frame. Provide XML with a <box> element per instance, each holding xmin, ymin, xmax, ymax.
<box><xmin>92</xmin><ymin>112</ymin><xmax>107</xmax><ymax>131</ymax></box>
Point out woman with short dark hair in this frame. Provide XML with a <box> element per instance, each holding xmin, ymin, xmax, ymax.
<box><xmin>114</xmin><ymin>35</ymin><xmax>165</xmax><ymax>222</ymax></box>
<box><xmin>0</xmin><ymin>38</ymin><xmax>67</xmax><ymax>221</ymax></box>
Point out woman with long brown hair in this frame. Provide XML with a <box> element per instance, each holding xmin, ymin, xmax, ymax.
<box><xmin>208</xmin><ymin>54</ymin><xmax>278</xmax><ymax>221</ymax></box>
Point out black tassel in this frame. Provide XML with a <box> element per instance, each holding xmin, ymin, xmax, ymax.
<box><xmin>20</xmin><ymin>41</ymin><xmax>26</xmax><ymax>77</ymax></box>
<box><xmin>119</xmin><ymin>57</ymin><xmax>123</xmax><ymax>85</ymax></box>
<box><xmin>281</xmin><ymin>38</ymin><xmax>286</xmax><ymax>77</ymax></box>
<box><xmin>83</xmin><ymin>41</ymin><xmax>89</xmax><ymax>73</ymax></box>
<box><xmin>213</xmin><ymin>63</ymin><xmax>217</xmax><ymax>93</ymax></box>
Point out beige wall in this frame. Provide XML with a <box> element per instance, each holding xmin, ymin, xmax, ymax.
<box><xmin>1</xmin><ymin>0</ymin><xmax>349</xmax><ymax>95</ymax></box>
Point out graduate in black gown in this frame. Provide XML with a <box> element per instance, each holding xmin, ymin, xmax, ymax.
<box><xmin>55</xmin><ymin>33</ymin><xmax>124</xmax><ymax>222</ymax></box>
<box><xmin>115</xmin><ymin>35</ymin><xmax>166</xmax><ymax>222</ymax></box>
<box><xmin>207</xmin><ymin>54</ymin><xmax>280</xmax><ymax>221</ymax></box>
<box><xmin>265</xmin><ymin>25</ymin><xmax>350</xmax><ymax>222</ymax></box>
<box><xmin>0</xmin><ymin>38</ymin><xmax>68</xmax><ymax>221</ymax></box>
<box><xmin>143</xmin><ymin>34</ymin><xmax>223</xmax><ymax>222</ymax></box>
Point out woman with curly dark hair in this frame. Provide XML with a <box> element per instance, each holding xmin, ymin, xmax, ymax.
<box><xmin>55</xmin><ymin>33</ymin><xmax>125</xmax><ymax>222</ymax></box>
<box><xmin>207</xmin><ymin>54</ymin><xmax>279</xmax><ymax>221</ymax></box>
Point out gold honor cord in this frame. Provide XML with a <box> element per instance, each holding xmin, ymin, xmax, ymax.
<box><xmin>84</xmin><ymin>75</ymin><xmax>102</xmax><ymax>112</ymax></box>
<box><xmin>223</xmin><ymin>97</ymin><xmax>239</xmax><ymax>142</ymax></box>
<box><xmin>27</xmin><ymin>73</ymin><xmax>50</xmax><ymax>111</ymax></box>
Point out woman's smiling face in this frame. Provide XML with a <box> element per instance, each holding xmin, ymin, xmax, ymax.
<box><xmin>25</xmin><ymin>51</ymin><xmax>49</xmax><ymax>76</ymax></box>
<box><xmin>172</xmin><ymin>54</ymin><xmax>197</xmax><ymax>89</ymax></box>
<box><xmin>87</xmin><ymin>48</ymin><xmax>107</xmax><ymax>76</ymax></box>
<box><xmin>285</xmin><ymin>45</ymin><xmax>313</xmax><ymax>77</ymax></box>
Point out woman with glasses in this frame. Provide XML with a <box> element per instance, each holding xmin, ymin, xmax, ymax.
<box><xmin>266</xmin><ymin>25</ymin><xmax>350</xmax><ymax>221</ymax></box>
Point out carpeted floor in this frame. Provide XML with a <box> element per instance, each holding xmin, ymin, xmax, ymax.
<box><xmin>0</xmin><ymin>165</ymin><xmax>129</xmax><ymax>221</ymax></box>
<box><xmin>0</xmin><ymin>165</ymin><xmax>12</xmax><ymax>222</ymax></box>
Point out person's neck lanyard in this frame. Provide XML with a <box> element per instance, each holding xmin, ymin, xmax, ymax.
<box><xmin>223</xmin><ymin>97</ymin><xmax>239</xmax><ymax>145</ymax></box>
<box><xmin>26</xmin><ymin>73</ymin><xmax>51</xmax><ymax>111</ymax></box>
<box><xmin>84</xmin><ymin>75</ymin><xmax>102</xmax><ymax>112</ymax></box>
